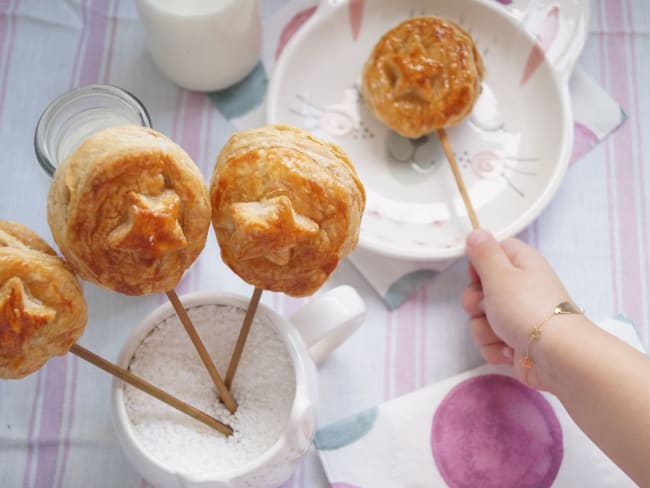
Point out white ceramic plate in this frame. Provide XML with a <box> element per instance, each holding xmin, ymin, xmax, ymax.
<box><xmin>499</xmin><ymin>0</ymin><xmax>590</xmax><ymax>81</ymax></box>
<box><xmin>267</xmin><ymin>0</ymin><xmax>573</xmax><ymax>260</ymax></box>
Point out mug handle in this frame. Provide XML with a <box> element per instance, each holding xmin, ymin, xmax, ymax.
<box><xmin>289</xmin><ymin>285</ymin><xmax>366</xmax><ymax>364</ymax></box>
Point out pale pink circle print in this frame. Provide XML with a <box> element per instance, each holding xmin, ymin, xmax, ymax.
<box><xmin>431</xmin><ymin>374</ymin><xmax>563</xmax><ymax>488</ymax></box>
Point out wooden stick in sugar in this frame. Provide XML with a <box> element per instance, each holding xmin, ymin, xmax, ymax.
<box><xmin>167</xmin><ymin>290</ymin><xmax>237</xmax><ymax>412</ymax></box>
<box><xmin>210</xmin><ymin>125</ymin><xmax>366</xmax><ymax>392</ymax></box>
<box><xmin>225</xmin><ymin>286</ymin><xmax>263</xmax><ymax>389</ymax></box>
<box><xmin>69</xmin><ymin>344</ymin><xmax>233</xmax><ymax>435</ymax></box>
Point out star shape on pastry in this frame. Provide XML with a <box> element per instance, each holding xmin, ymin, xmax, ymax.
<box><xmin>0</xmin><ymin>277</ymin><xmax>56</xmax><ymax>353</ymax></box>
<box><xmin>389</xmin><ymin>40</ymin><xmax>439</xmax><ymax>101</ymax></box>
<box><xmin>108</xmin><ymin>190</ymin><xmax>188</xmax><ymax>259</ymax></box>
<box><xmin>229</xmin><ymin>195</ymin><xmax>319</xmax><ymax>266</ymax></box>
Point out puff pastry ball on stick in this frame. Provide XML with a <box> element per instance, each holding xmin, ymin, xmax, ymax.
<box><xmin>361</xmin><ymin>16</ymin><xmax>484</xmax><ymax>139</ymax></box>
<box><xmin>0</xmin><ymin>221</ymin><xmax>232</xmax><ymax>433</ymax></box>
<box><xmin>210</xmin><ymin>124</ymin><xmax>365</xmax><ymax>387</ymax></box>
<box><xmin>47</xmin><ymin>125</ymin><xmax>237</xmax><ymax>413</ymax></box>
<box><xmin>210</xmin><ymin>124</ymin><xmax>366</xmax><ymax>297</ymax></box>
<box><xmin>362</xmin><ymin>16</ymin><xmax>484</xmax><ymax>228</ymax></box>
<box><xmin>47</xmin><ymin>125</ymin><xmax>210</xmax><ymax>295</ymax></box>
<box><xmin>0</xmin><ymin>221</ymin><xmax>86</xmax><ymax>379</ymax></box>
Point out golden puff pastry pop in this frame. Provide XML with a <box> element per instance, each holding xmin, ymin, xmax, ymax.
<box><xmin>210</xmin><ymin>124</ymin><xmax>365</xmax><ymax>297</ymax></box>
<box><xmin>0</xmin><ymin>221</ymin><xmax>87</xmax><ymax>379</ymax></box>
<box><xmin>47</xmin><ymin>125</ymin><xmax>211</xmax><ymax>296</ymax></box>
<box><xmin>362</xmin><ymin>16</ymin><xmax>485</xmax><ymax>139</ymax></box>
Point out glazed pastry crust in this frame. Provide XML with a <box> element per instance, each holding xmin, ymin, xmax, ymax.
<box><xmin>0</xmin><ymin>221</ymin><xmax>87</xmax><ymax>379</ymax></box>
<box><xmin>362</xmin><ymin>16</ymin><xmax>484</xmax><ymax>138</ymax></box>
<box><xmin>210</xmin><ymin>124</ymin><xmax>365</xmax><ymax>297</ymax></box>
<box><xmin>48</xmin><ymin>126</ymin><xmax>211</xmax><ymax>296</ymax></box>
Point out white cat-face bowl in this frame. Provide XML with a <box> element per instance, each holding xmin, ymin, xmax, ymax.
<box><xmin>267</xmin><ymin>0</ymin><xmax>573</xmax><ymax>261</ymax></box>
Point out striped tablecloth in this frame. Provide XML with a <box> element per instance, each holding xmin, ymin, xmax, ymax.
<box><xmin>0</xmin><ymin>1</ymin><xmax>648</xmax><ymax>487</ymax></box>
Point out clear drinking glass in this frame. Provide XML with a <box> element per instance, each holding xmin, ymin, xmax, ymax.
<box><xmin>34</xmin><ymin>84</ymin><xmax>152</xmax><ymax>178</ymax></box>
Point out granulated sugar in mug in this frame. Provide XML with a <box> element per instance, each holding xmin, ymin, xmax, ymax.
<box><xmin>124</xmin><ymin>304</ymin><xmax>296</xmax><ymax>476</ymax></box>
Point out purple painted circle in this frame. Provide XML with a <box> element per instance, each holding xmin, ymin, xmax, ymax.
<box><xmin>431</xmin><ymin>374</ymin><xmax>563</xmax><ymax>488</ymax></box>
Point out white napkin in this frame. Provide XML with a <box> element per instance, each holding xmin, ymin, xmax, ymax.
<box><xmin>315</xmin><ymin>316</ymin><xmax>645</xmax><ymax>487</ymax></box>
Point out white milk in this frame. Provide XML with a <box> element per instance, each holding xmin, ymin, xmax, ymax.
<box><xmin>145</xmin><ymin>0</ymin><xmax>233</xmax><ymax>16</ymax></box>
<box><xmin>135</xmin><ymin>0</ymin><xmax>261</xmax><ymax>91</ymax></box>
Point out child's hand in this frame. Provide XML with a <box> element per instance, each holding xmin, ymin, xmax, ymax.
<box><xmin>462</xmin><ymin>229</ymin><xmax>573</xmax><ymax>388</ymax></box>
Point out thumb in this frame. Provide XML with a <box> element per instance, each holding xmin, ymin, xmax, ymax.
<box><xmin>466</xmin><ymin>229</ymin><xmax>513</xmax><ymax>280</ymax></box>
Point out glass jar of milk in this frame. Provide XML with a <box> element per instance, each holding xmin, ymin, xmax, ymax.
<box><xmin>134</xmin><ymin>0</ymin><xmax>262</xmax><ymax>92</ymax></box>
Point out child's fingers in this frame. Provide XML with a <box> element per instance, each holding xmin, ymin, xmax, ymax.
<box><xmin>468</xmin><ymin>263</ymin><xmax>480</xmax><ymax>283</ymax></box>
<box><xmin>479</xmin><ymin>342</ymin><xmax>513</xmax><ymax>365</ymax></box>
<box><xmin>500</xmin><ymin>238</ymin><xmax>545</xmax><ymax>270</ymax></box>
<box><xmin>466</xmin><ymin>230</ymin><xmax>513</xmax><ymax>281</ymax></box>
<box><xmin>469</xmin><ymin>316</ymin><xmax>500</xmax><ymax>345</ymax></box>
<box><xmin>462</xmin><ymin>282</ymin><xmax>484</xmax><ymax>317</ymax></box>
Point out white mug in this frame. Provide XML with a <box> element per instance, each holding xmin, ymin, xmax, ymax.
<box><xmin>134</xmin><ymin>0</ymin><xmax>262</xmax><ymax>92</ymax></box>
<box><xmin>111</xmin><ymin>285</ymin><xmax>366</xmax><ymax>487</ymax></box>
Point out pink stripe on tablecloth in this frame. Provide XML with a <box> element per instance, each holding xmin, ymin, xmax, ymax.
<box><xmin>23</xmin><ymin>0</ymin><xmax>81</xmax><ymax>478</ymax></box>
<box><xmin>624</xmin><ymin>0</ymin><xmax>649</xmax><ymax>341</ymax></box>
<box><xmin>192</xmin><ymin>101</ymin><xmax>214</xmax><ymax>291</ymax></box>
<box><xmin>0</xmin><ymin>0</ymin><xmax>20</xmax><ymax>128</ymax></box>
<box><xmin>77</xmin><ymin>0</ymin><xmax>111</xmax><ymax>86</ymax></box>
<box><xmin>60</xmin><ymin>0</ymin><xmax>117</xmax><ymax>482</ymax></box>
<box><xmin>55</xmin><ymin>356</ymin><xmax>79</xmax><ymax>488</ymax></box>
<box><xmin>171</xmin><ymin>90</ymin><xmax>184</xmax><ymax>141</ymax></box>
<box><xmin>33</xmin><ymin>357</ymin><xmax>68</xmax><ymax>488</ymax></box>
<box><xmin>393</xmin><ymin>296</ymin><xmax>418</xmax><ymax>398</ymax></box>
<box><xmin>22</xmin><ymin>0</ymin><xmax>84</xmax><ymax>481</ymax></box>
<box><xmin>179</xmin><ymin>92</ymin><xmax>207</xmax><ymax>292</ymax></box>
<box><xmin>595</xmin><ymin>1</ymin><xmax>620</xmax><ymax>313</ymax></box>
<box><xmin>29</xmin><ymin>2</ymin><xmax>114</xmax><ymax>485</ymax></box>
<box><xmin>22</xmin><ymin>369</ymin><xmax>43</xmax><ymax>488</ymax></box>
<box><xmin>170</xmin><ymin>91</ymin><xmax>205</xmax><ymax>295</ymax></box>
<box><xmin>101</xmin><ymin>0</ymin><xmax>119</xmax><ymax>83</ymax></box>
<box><xmin>603</xmin><ymin>0</ymin><xmax>643</xmax><ymax>325</ymax></box>
<box><xmin>201</xmin><ymin>103</ymin><xmax>214</xmax><ymax>175</ymax></box>
<box><xmin>167</xmin><ymin>92</ymin><xmax>186</xmax><ymax>296</ymax></box>
<box><xmin>180</xmin><ymin>91</ymin><xmax>205</xmax><ymax>163</ymax></box>
<box><xmin>69</xmin><ymin>0</ymin><xmax>90</xmax><ymax>86</ymax></box>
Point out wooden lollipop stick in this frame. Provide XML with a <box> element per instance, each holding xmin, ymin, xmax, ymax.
<box><xmin>69</xmin><ymin>343</ymin><xmax>233</xmax><ymax>436</ymax></box>
<box><xmin>438</xmin><ymin>128</ymin><xmax>481</xmax><ymax>230</ymax></box>
<box><xmin>225</xmin><ymin>287</ymin><xmax>263</xmax><ymax>389</ymax></box>
<box><xmin>166</xmin><ymin>289</ymin><xmax>238</xmax><ymax>413</ymax></box>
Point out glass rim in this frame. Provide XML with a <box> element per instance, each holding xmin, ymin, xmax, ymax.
<box><xmin>34</xmin><ymin>84</ymin><xmax>152</xmax><ymax>179</ymax></box>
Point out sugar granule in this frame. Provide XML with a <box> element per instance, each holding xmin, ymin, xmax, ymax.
<box><xmin>124</xmin><ymin>304</ymin><xmax>296</xmax><ymax>477</ymax></box>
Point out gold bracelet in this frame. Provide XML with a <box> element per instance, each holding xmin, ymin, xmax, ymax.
<box><xmin>521</xmin><ymin>301</ymin><xmax>583</xmax><ymax>385</ymax></box>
